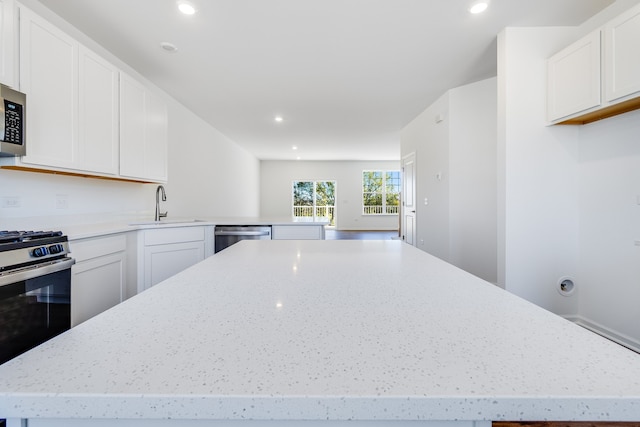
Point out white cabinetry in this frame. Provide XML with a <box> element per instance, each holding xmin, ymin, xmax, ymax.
<box><xmin>138</xmin><ymin>226</ymin><xmax>206</xmax><ymax>292</ymax></box>
<box><xmin>547</xmin><ymin>3</ymin><xmax>640</xmax><ymax>124</ymax></box>
<box><xmin>13</xmin><ymin>5</ymin><xmax>119</xmax><ymax>175</ymax></box>
<box><xmin>0</xmin><ymin>0</ymin><xmax>17</xmax><ymax>87</ymax></box>
<box><xmin>604</xmin><ymin>4</ymin><xmax>640</xmax><ymax>102</ymax></box>
<box><xmin>120</xmin><ymin>73</ymin><xmax>168</xmax><ymax>183</ymax></box>
<box><xmin>71</xmin><ymin>234</ymin><xmax>127</xmax><ymax>327</ymax></box>
<box><xmin>19</xmin><ymin>6</ymin><xmax>78</xmax><ymax>169</ymax></box>
<box><xmin>78</xmin><ymin>45</ymin><xmax>119</xmax><ymax>175</ymax></box>
<box><xmin>547</xmin><ymin>31</ymin><xmax>601</xmax><ymax>122</ymax></box>
<box><xmin>271</xmin><ymin>225</ymin><xmax>325</xmax><ymax>240</ymax></box>
<box><xmin>0</xmin><ymin>5</ymin><xmax>166</xmax><ymax>183</ymax></box>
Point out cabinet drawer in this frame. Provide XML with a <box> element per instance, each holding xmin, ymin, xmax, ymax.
<box><xmin>272</xmin><ymin>225</ymin><xmax>324</xmax><ymax>240</ymax></box>
<box><xmin>144</xmin><ymin>226</ymin><xmax>205</xmax><ymax>246</ymax></box>
<box><xmin>70</xmin><ymin>233</ymin><xmax>127</xmax><ymax>262</ymax></box>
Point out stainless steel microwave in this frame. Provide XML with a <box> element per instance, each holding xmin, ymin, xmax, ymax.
<box><xmin>0</xmin><ymin>83</ymin><xmax>26</xmax><ymax>157</ymax></box>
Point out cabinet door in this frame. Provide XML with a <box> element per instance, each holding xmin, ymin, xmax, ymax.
<box><xmin>71</xmin><ymin>252</ymin><xmax>125</xmax><ymax>327</ymax></box>
<box><xmin>144</xmin><ymin>90</ymin><xmax>168</xmax><ymax>182</ymax></box>
<box><xmin>120</xmin><ymin>72</ymin><xmax>168</xmax><ymax>182</ymax></box>
<box><xmin>119</xmin><ymin>73</ymin><xmax>145</xmax><ymax>178</ymax></box>
<box><xmin>547</xmin><ymin>31</ymin><xmax>601</xmax><ymax>122</ymax></box>
<box><xmin>19</xmin><ymin>6</ymin><xmax>78</xmax><ymax>168</ymax></box>
<box><xmin>78</xmin><ymin>46</ymin><xmax>119</xmax><ymax>174</ymax></box>
<box><xmin>0</xmin><ymin>0</ymin><xmax>17</xmax><ymax>87</ymax></box>
<box><xmin>143</xmin><ymin>241</ymin><xmax>204</xmax><ymax>290</ymax></box>
<box><xmin>604</xmin><ymin>4</ymin><xmax>640</xmax><ymax>102</ymax></box>
<box><xmin>272</xmin><ymin>225</ymin><xmax>324</xmax><ymax>240</ymax></box>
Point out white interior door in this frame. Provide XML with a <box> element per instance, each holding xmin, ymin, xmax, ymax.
<box><xmin>402</xmin><ymin>153</ymin><xmax>416</xmax><ymax>246</ymax></box>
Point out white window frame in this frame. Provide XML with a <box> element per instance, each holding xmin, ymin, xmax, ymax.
<box><xmin>362</xmin><ymin>170</ymin><xmax>400</xmax><ymax>215</ymax></box>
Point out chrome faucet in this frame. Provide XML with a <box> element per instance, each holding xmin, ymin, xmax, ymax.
<box><xmin>155</xmin><ymin>185</ymin><xmax>167</xmax><ymax>221</ymax></box>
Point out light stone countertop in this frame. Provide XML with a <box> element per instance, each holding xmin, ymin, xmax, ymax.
<box><xmin>1</xmin><ymin>240</ymin><xmax>640</xmax><ymax>424</ymax></box>
<box><xmin>0</xmin><ymin>216</ymin><xmax>328</xmax><ymax>240</ymax></box>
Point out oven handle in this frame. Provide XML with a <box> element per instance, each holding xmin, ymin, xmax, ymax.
<box><xmin>0</xmin><ymin>257</ymin><xmax>75</xmax><ymax>287</ymax></box>
<box><xmin>214</xmin><ymin>231</ymin><xmax>271</xmax><ymax>236</ymax></box>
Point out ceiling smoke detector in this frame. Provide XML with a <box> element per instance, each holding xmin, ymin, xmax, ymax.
<box><xmin>160</xmin><ymin>42</ymin><xmax>179</xmax><ymax>53</ymax></box>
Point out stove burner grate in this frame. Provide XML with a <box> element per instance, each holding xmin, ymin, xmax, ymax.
<box><xmin>0</xmin><ymin>230</ymin><xmax>64</xmax><ymax>245</ymax></box>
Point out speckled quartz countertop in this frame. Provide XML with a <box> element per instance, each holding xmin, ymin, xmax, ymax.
<box><xmin>1</xmin><ymin>240</ymin><xmax>640</xmax><ymax>425</ymax></box>
<box><xmin>0</xmin><ymin>215</ymin><xmax>327</xmax><ymax>240</ymax></box>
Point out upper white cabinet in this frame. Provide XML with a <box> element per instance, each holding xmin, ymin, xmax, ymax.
<box><xmin>604</xmin><ymin>4</ymin><xmax>640</xmax><ymax>103</ymax></box>
<box><xmin>547</xmin><ymin>31</ymin><xmax>601</xmax><ymax>122</ymax></box>
<box><xmin>0</xmin><ymin>0</ymin><xmax>17</xmax><ymax>87</ymax></box>
<box><xmin>0</xmin><ymin>5</ymin><xmax>166</xmax><ymax>183</ymax></box>
<box><xmin>120</xmin><ymin>73</ymin><xmax>168</xmax><ymax>183</ymax></box>
<box><xmin>547</xmin><ymin>3</ymin><xmax>640</xmax><ymax>124</ymax></box>
<box><xmin>17</xmin><ymin>6</ymin><xmax>119</xmax><ymax>176</ymax></box>
<box><xmin>78</xmin><ymin>45</ymin><xmax>119</xmax><ymax>175</ymax></box>
<box><xmin>19</xmin><ymin>6</ymin><xmax>78</xmax><ymax>169</ymax></box>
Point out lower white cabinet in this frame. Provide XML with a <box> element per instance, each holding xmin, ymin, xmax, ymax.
<box><xmin>271</xmin><ymin>225</ymin><xmax>325</xmax><ymax>240</ymax></box>
<box><xmin>138</xmin><ymin>226</ymin><xmax>207</xmax><ymax>292</ymax></box>
<box><xmin>70</xmin><ymin>234</ymin><xmax>127</xmax><ymax>327</ymax></box>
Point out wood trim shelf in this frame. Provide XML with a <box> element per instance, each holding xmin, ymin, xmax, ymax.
<box><xmin>557</xmin><ymin>97</ymin><xmax>640</xmax><ymax>125</ymax></box>
<box><xmin>0</xmin><ymin>165</ymin><xmax>155</xmax><ymax>184</ymax></box>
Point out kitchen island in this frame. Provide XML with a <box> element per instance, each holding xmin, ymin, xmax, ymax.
<box><xmin>1</xmin><ymin>240</ymin><xmax>640</xmax><ymax>427</ymax></box>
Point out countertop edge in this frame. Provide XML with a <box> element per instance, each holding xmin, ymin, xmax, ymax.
<box><xmin>64</xmin><ymin>219</ymin><xmax>328</xmax><ymax>240</ymax></box>
<box><xmin>2</xmin><ymin>394</ymin><xmax>640</xmax><ymax>421</ymax></box>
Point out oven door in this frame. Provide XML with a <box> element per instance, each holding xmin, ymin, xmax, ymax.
<box><xmin>0</xmin><ymin>257</ymin><xmax>74</xmax><ymax>365</ymax></box>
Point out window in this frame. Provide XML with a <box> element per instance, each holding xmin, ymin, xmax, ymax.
<box><xmin>362</xmin><ymin>170</ymin><xmax>400</xmax><ymax>215</ymax></box>
<box><xmin>292</xmin><ymin>181</ymin><xmax>336</xmax><ymax>226</ymax></box>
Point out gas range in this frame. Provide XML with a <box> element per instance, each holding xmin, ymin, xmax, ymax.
<box><xmin>0</xmin><ymin>230</ymin><xmax>71</xmax><ymax>272</ymax></box>
<box><xmin>0</xmin><ymin>229</ymin><xmax>74</xmax><ymax>367</ymax></box>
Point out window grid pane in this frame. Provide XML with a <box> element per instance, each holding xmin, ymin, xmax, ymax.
<box><xmin>362</xmin><ymin>170</ymin><xmax>400</xmax><ymax>215</ymax></box>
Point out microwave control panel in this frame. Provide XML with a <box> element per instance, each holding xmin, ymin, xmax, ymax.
<box><xmin>2</xmin><ymin>99</ymin><xmax>24</xmax><ymax>145</ymax></box>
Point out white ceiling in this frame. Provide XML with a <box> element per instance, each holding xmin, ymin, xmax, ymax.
<box><xmin>37</xmin><ymin>0</ymin><xmax>613</xmax><ymax>161</ymax></box>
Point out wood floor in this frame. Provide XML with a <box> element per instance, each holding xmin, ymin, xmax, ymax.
<box><xmin>493</xmin><ymin>422</ymin><xmax>639</xmax><ymax>426</ymax></box>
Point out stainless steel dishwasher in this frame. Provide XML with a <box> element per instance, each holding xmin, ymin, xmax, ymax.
<box><xmin>214</xmin><ymin>225</ymin><xmax>272</xmax><ymax>253</ymax></box>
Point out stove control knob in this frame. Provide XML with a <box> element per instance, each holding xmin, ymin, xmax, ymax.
<box><xmin>32</xmin><ymin>246</ymin><xmax>49</xmax><ymax>257</ymax></box>
<box><xmin>48</xmin><ymin>244</ymin><xmax>63</xmax><ymax>254</ymax></box>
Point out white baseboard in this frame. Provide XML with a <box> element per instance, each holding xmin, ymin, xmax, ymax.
<box><xmin>563</xmin><ymin>315</ymin><xmax>640</xmax><ymax>353</ymax></box>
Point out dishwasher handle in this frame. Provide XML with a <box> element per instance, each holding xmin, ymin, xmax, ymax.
<box><xmin>214</xmin><ymin>230</ymin><xmax>271</xmax><ymax>236</ymax></box>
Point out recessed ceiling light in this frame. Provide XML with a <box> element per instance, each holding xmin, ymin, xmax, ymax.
<box><xmin>275</xmin><ymin>116</ymin><xmax>283</xmax><ymax>122</ymax></box>
<box><xmin>292</xmin><ymin>146</ymin><xmax>298</xmax><ymax>150</ymax></box>
<box><xmin>469</xmin><ymin>1</ymin><xmax>488</xmax><ymax>14</ymax></box>
<box><xmin>160</xmin><ymin>42</ymin><xmax>178</xmax><ymax>53</ymax></box>
<box><xmin>177</xmin><ymin>1</ymin><xmax>196</xmax><ymax>15</ymax></box>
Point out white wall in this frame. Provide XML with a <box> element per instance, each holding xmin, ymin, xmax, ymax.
<box><xmin>449</xmin><ymin>78</ymin><xmax>497</xmax><ymax>284</ymax></box>
<box><xmin>0</xmin><ymin>0</ymin><xmax>260</xmax><ymax>229</ymax></box>
<box><xmin>497</xmin><ymin>0</ymin><xmax>640</xmax><ymax>349</ymax></box>
<box><xmin>164</xmin><ymin>101</ymin><xmax>260</xmax><ymax>219</ymax></box>
<box><xmin>577</xmin><ymin>109</ymin><xmax>640</xmax><ymax>349</ymax></box>
<box><xmin>260</xmin><ymin>160</ymin><xmax>400</xmax><ymax>230</ymax></box>
<box><xmin>400</xmin><ymin>78</ymin><xmax>497</xmax><ymax>284</ymax></box>
<box><xmin>401</xmin><ymin>92</ymin><xmax>451</xmax><ymax>261</ymax></box>
<box><xmin>497</xmin><ymin>27</ymin><xmax>581</xmax><ymax>315</ymax></box>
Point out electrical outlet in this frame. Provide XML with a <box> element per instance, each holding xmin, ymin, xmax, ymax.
<box><xmin>56</xmin><ymin>194</ymin><xmax>69</xmax><ymax>210</ymax></box>
<box><xmin>1</xmin><ymin>196</ymin><xmax>21</xmax><ymax>208</ymax></box>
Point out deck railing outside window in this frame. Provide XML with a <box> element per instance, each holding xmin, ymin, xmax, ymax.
<box><xmin>363</xmin><ymin>206</ymin><xmax>399</xmax><ymax>215</ymax></box>
<box><xmin>293</xmin><ymin>206</ymin><xmax>335</xmax><ymax>225</ymax></box>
